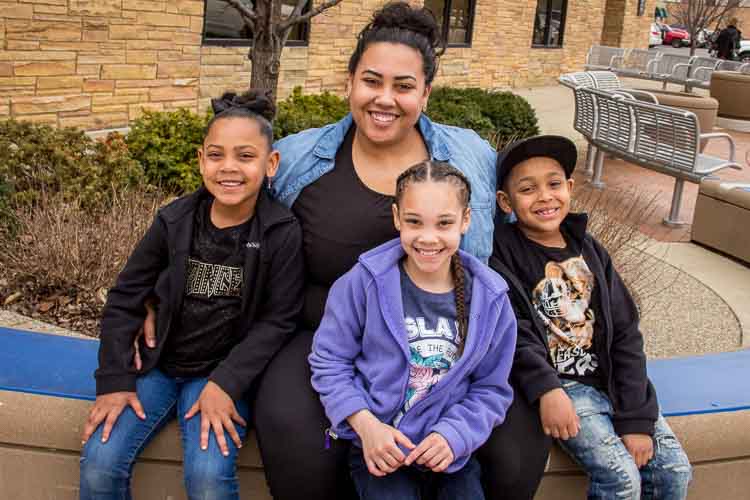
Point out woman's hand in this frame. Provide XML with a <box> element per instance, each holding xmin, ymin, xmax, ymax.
<box><xmin>185</xmin><ymin>381</ymin><xmax>247</xmax><ymax>457</ymax></box>
<box><xmin>81</xmin><ymin>392</ymin><xmax>145</xmax><ymax>444</ymax></box>
<box><xmin>539</xmin><ymin>388</ymin><xmax>580</xmax><ymax>440</ymax></box>
<box><xmin>622</xmin><ymin>433</ymin><xmax>653</xmax><ymax>468</ymax></box>
<box><xmin>347</xmin><ymin>410</ymin><xmax>415</xmax><ymax>477</ymax></box>
<box><xmin>404</xmin><ymin>432</ymin><xmax>454</xmax><ymax>472</ymax></box>
<box><xmin>133</xmin><ymin>300</ymin><xmax>157</xmax><ymax>371</ymax></box>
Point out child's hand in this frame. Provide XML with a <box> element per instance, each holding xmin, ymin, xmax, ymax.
<box><xmin>185</xmin><ymin>381</ymin><xmax>247</xmax><ymax>457</ymax></box>
<box><xmin>539</xmin><ymin>388</ymin><xmax>580</xmax><ymax>440</ymax></box>
<box><xmin>404</xmin><ymin>432</ymin><xmax>454</xmax><ymax>473</ymax></box>
<box><xmin>81</xmin><ymin>391</ymin><xmax>145</xmax><ymax>444</ymax></box>
<box><xmin>622</xmin><ymin>433</ymin><xmax>653</xmax><ymax>468</ymax></box>
<box><xmin>347</xmin><ymin>410</ymin><xmax>416</xmax><ymax>477</ymax></box>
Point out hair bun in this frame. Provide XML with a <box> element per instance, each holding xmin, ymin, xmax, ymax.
<box><xmin>210</xmin><ymin>89</ymin><xmax>276</xmax><ymax>121</ymax></box>
<box><xmin>370</xmin><ymin>2</ymin><xmax>442</xmax><ymax>50</ymax></box>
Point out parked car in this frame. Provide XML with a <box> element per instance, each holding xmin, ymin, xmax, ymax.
<box><xmin>739</xmin><ymin>39</ymin><xmax>750</xmax><ymax>62</ymax></box>
<box><xmin>649</xmin><ymin>23</ymin><xmax>663</xmax><ymax>48</ymax></box>
<box><xmin>660</xmin><ymin>24</ymin><xmax>691</xmax><ymax>48</ymax></box>
<box><xmin>669</xmin><ymin>24</ymin><xmax>711</xmax><ymax>48</ymax></box>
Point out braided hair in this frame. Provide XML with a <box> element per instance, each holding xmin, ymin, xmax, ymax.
<box><xmin>395</xmin><ymin>161</ymin><xmax>472</xmax><ymax>357</ymax></box>
<box><xmin>206</xmin><ymin>89</ymin><xmax>276</xmax><ymax>148</ymax></box>
<box><xmin>349</xmin><ymin>2</ymin><xmax>445</xmax><ymax>85</ymax></box>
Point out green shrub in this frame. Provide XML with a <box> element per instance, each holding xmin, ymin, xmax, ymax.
<box><xmin>427</xmin><ymin>87</ymin><xmax>540</xmax><ymax>148</ymax></box>
<box><xmin>274</xmin><ymin>87</ymin><xmax>349</xmax><ymax>139</ymax></box>
<box><xmin>0</xmin><ymin>120</ymin><xmax>144</xmax><ymax>212</ymax></box>
<box><xmin>126</xmin><ymin>108</ymin><xmax>208</xmax><ymax>194</ymax></box>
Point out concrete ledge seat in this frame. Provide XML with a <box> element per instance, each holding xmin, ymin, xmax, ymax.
<box><xmin>692</xmin><ymin>179</ymin><xmax>750</xmax><ymax>264</ymax></box>
<box><xmin>2</xmin><ymin>328</ymin><xmax>750</xmax><ymax>499</ymax></box>
<box><xmin>710</xmin><ymin>70</ymin><xmax>750</xmax><ymax>120</ymax></box>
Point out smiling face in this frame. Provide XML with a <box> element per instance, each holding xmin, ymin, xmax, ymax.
<box><xmin>347</xmin><ymin>42</ymin><xmax>431</xmax><ymax>148</ymax></box>
<box><xmin>393</xmin><ymin>180</ymin><xmax>470</xmax><ymax>286</ymax></box>
<box><xmin>497</xmin><ymin>156</ymin><xmax>574</xmax><ymax>247</ymax></box>
<box><xmin>198</xmin><ymin>116</ymin><xmax>279</xmax><ymax>226</ymax></box>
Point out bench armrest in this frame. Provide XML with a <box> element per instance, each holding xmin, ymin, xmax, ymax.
<box><xmin>700</xmin><ymin>132</ymin><xmax>738</xmax><ymax>163</ymax></box>
<box><xmin>614</xmin><ymin>89</ymin><xmax>659</xmax><ymax>104</ymax></box>
<box><xmin>611</xmin><ymin>55</ymin><xmax>624</xmax><ymax>68</ymax></box>
<box><xmin>693</xmin><ymin>67</ymin><xmax>713</xmax><ymax>80</ymax></box>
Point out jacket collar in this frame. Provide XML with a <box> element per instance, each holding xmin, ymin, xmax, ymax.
<box><xmin>358</xmin><ymin>238</ymin><xmax>506</xmax><ymax>296</ymax></box>
<box><xmin>159</xmin><ymin>186</ymin><xmax>293</xmax><ymax>234</ymax></box>
<box><xmin>312</xmin><ymin>113</ymin><xmax>452</xmax><ymax>162</ymax></box>
<box><xmin>494</xmin><ymin>211</ymin><xmax>590</xmax><ymax>252</ymax></box>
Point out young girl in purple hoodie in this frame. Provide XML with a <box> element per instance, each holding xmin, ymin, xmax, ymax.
<box><xmin>309</xmin><ymin>161</ymin><xmax>517</xmax><ymax>499</ymax></box>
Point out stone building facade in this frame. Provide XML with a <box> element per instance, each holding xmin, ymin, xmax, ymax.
<box><xmin>0</xmin><ymin>0</ymin><xmax>655</xmax><ymax>130</ymax></box>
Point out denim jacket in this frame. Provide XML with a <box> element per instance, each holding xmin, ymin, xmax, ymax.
<box><xmin>271</xmin><ymin>114</ymin><xmax>497</xmax><ymax>263</ymax></box>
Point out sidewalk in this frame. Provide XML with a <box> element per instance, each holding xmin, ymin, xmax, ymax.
<box><xmin>513</xmin><ymin>79</ymin><xmax>749</xmax><ymax>349</ymax></box>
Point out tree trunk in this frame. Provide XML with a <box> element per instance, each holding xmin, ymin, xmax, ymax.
<box><xmin>249</xmin><ymin>32</ymin><xmax>281</xmax><ymax>102</ymax></box>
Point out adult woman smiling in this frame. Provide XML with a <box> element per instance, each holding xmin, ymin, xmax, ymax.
<box><xmin>139</xmin><ymin>2</ymin><xmax>549</xmax><ymax>499</ymax></box>
<box><xmin>254</xmin><ymin>4</ymin><xmax>550</xmax><ymax>500</ymax></box>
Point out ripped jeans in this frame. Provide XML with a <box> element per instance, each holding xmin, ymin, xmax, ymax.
<box><xmin>559</xmin><ymin>381</ymin><xmax>692</xmax><ymax>500</ymax></box>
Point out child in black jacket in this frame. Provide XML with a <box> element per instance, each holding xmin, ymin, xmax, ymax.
<box><xmin>79</xmin><ymin>90</ymin><xmax>304</xmax><ymax>500</ymax></box>
<box><xmin>490</xmin><ymin>135</ymin><xmax>691</xmax><ymax>499</ymax></box>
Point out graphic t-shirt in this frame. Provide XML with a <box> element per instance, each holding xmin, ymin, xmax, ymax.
<box><xmin>160</xmin><ymin>198</ymin><xmax>257</xmax><ymax>378</ymax></box>
<box><xmin>514</xmin><ymin>227</ymin><xmax>603</xmax><ymax>387</ymax></box>
<box><xmin>393</xmin><ymin>263</ymin><xmax>471</xmax><ymax>426</ymax></box>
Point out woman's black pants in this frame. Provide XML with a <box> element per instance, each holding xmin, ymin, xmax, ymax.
<box><xmin>253</xmin><ymin>330</ymin><xmax>552</xmax><ymax>500</ymax></box>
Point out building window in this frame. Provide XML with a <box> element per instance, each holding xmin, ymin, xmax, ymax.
<box><xmin>532</xmin><ymin>0</ymin><xmax>567</xmax><ymax>48</ymax></box>
<box><xmin>424</xmin><ymin>0</ymin><xmax>475</xmax><ymax>46</ymax></box>
<box><xmin>203</xmin><ymin>0</ymin><xmax>309</xmax><ymax>46</ymax></box>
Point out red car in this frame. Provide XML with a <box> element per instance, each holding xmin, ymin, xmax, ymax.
<box><xmin>660</xmin><ymin>24</ymin><xmax>691</xmax><ymax>48</ymax></box>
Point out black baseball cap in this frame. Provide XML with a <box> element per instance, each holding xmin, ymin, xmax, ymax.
<box><xmin>496</xmin><ymin>135</ymin><xmax>578</xmax><ymax>191</ymax></box>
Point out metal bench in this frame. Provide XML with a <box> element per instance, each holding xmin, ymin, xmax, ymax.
<box><xmin>574</xmin><ymin>86</ymin><xmax>742</xmax><ymax>225</ymax></box>
<box><xmin>561</xmin><ymin>71</ymin><xmax>657</xmax><ymax>176</ymax></box>
<box><xmin>584</xmin><ymin>45</ymin><xmax>627</xmax><ymax>71</ymax></box>
<box><xmin>611</xmin><ymin>48</ymin><xmax>662</xmax><ymax>78</ymax></box>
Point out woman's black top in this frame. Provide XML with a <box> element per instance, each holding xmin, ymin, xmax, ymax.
<box><xmin>292</xmin><ymin>126</ymin><xmax>398</xmax><ymax>329</ymax></box>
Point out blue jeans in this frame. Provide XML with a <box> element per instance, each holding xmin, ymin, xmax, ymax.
<box><xmin>79</xmin><ymin>368</ymin><xmax>250</xmax><ymax>500</ymax></box>
<box><xmin>349</xmin><ymin>447</ymin><xmax>484</xmax><ymax>500</ymax></box>
<box><xmin>558</xmin><ymin>381</ymin><xmax>692</xmax><ymax>500</ymax></box>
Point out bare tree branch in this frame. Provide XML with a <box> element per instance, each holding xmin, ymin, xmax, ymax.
<box><xmin>279</xmin><ymin>0</ymin><xmax>344</xmax><ymax>30</ymax></box>
<box><xmin>224</xmin><ymin>0</ymin><xmax>258</xmax><ymax>30</ymax></box>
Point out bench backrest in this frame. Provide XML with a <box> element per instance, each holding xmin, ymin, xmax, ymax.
<box><xmin>589</xmin><ymin>70</ymin><xmax>622</xmax><ymax>91</ymax></box>
<box><xmin>630</xmin><ymin>98</ymin><xmax>700</xmax><ymax>174</ymax></box>
<box><xmin>586</xmin><ymin>45</ymin><xmax>626</xmax><ymax>68</ymax></box>
<box><xmin>572</xmin><ymin>85</ymin><xmax>597</xmax><ymax>139</ymax></box>
<box><xmin>588</xmin><ymin>88</ymin><xmax>634</xmax><ymax>154</ymax></box>
<box><xmin>648</xmin><ymin>53</ymin><xmax>692</xmax><ymax>77</ymax></box>
<box><xmin>559</xmin><ymin>71</ymin><xmax>596</xmax><ymax>89</ymax></box>
<box><xmin>614</xmin><ymin>48</ymin><xmax>659</xmax><ymax>73</ymax></box>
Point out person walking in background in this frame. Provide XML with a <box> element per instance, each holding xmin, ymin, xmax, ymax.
<box><xmin>716</xmin><ymin>18</ymin><xmax>742</xmax><ymax>60</ymax></box>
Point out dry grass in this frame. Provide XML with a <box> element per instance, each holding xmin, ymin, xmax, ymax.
<box><xmin>0</xmin><ymin>188</ymin><xmax>167</xmax><ymax>334</ymax></box>
<box><xmin>572</xmin><ymin>184</ymin><xmax>678</xmax><ymax>314</ymax></box>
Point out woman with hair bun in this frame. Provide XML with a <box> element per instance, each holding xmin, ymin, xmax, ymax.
<box><xmin>137</xmin><ymin>2</ymin><xmax>548</xmax><ymax>498</ymax></box>
<box><xmin>254</xmin><ymin>2</ymin><xmax>551</xmax><ymax>499</ymax></box>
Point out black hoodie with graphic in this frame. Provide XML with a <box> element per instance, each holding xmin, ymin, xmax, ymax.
<box><xmin>95</xmin><ymin>187</ymin><xmax>304</xmax><ymax>400</ymax></box>
<box><xmin>490</xmin><ymin>212</ymin><xmax>658</xmax><ymax>436</ymax></box>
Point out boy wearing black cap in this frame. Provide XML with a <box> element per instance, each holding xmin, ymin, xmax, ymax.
<box><xmin>489</xmin><ymin>136</ymin><xmax>691</xmax><ymax>499</ymax></box>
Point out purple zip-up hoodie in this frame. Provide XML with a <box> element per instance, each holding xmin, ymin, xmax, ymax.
<box><xmin>309</xmin><ymin>238</ymin><xmax>517</xmax><ymax>473</ymax></box>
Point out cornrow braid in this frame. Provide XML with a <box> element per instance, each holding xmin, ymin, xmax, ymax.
<box><xmin>395</xmin><ymin>161</ymin><xmax>471</xmax><ymax>208</ymax></box>
<box><xmin>451</xmin><ymin>253</ymin><xmax>468</xmax><ymax>358</ymax></box>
